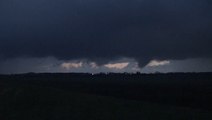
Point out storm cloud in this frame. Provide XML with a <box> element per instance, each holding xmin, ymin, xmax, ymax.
<box><xmin>0</xmin><ymin>0</ymin><xmax>212</xmax><ymax>68</ymax></box>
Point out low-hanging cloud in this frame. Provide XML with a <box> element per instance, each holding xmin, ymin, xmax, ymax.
<box><xmin>0</xmin><ymin>0</ymin><xmax>212</xmax><ymax>68</ymax></box>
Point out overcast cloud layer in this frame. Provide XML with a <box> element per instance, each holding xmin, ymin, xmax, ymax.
<box><xmin>0</xmin><ymin>0</ymin><xmax>212</xmax><ymax>72</ymax></box>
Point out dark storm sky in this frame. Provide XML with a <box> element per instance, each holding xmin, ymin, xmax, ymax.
<box><xmin>0</xmin><ymin>0</ymin><xmax>212</xmax><ymax>73</ymax></box>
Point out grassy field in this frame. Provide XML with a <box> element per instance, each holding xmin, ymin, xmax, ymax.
<box><xmin>1</xmin><ymin>84</ymin><xmax>212</xmax><ymax>120</ymax></box>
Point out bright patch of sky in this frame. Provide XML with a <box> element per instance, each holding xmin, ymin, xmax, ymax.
<box><xmin>104</xmin><ymin>62</ymin><xmax>129</xmax><ymax>69</ymax></box>
<box><xmin>61</xmin><ymin>62</ymin><xmax>83</xmax><ymax>70</ymax></box>
<box><xmin>147</xmin><ymin>60</ymin><xmax>170</xmax><ymax>67</ymax></box>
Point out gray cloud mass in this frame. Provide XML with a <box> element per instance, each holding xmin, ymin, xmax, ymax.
<box><xmin>0</xmin><ymin>0</ymin><xmax>212</xmax><ymax>68</ymax></box>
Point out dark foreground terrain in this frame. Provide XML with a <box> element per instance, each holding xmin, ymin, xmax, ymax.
<box><xmin>0</xmin><ymin>72</ymin><xmax>212</xmax><ymax>119</ymax></box>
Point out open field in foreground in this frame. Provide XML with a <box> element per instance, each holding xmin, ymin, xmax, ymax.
<box><xmin>1</xmin><ymin>73</ymin><xmax>212</xmax><ymax>120</ymax></box>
